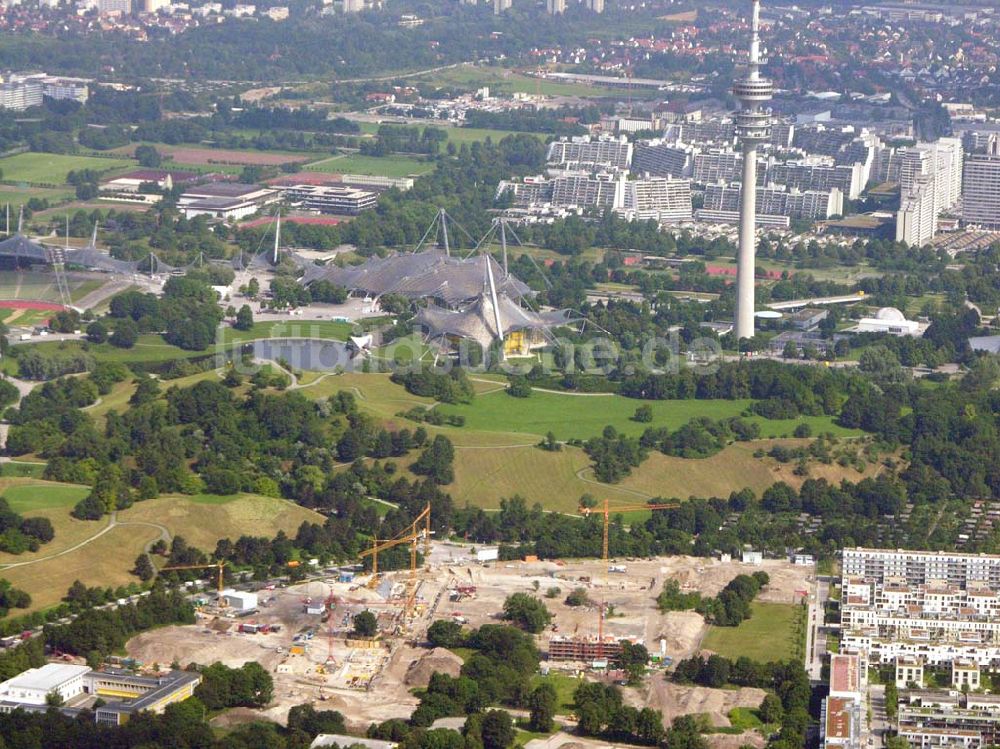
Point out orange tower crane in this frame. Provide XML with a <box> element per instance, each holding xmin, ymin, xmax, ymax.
<box><xmin>160</xmin><ymin>560</ymin><xmax>229</xmax><ymax>597</ymax></box>
<box><xmin>579</xmin><ymin>498</ymin><xmax>678</xmax><ymax>655</ymax></box>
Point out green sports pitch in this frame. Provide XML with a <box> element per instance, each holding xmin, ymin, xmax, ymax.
<box><xmin>0</xmin><ymin>271</ymin><xmax>104</xmax><ymax>305</ymax></box>
<box><xmin>0</xmin><ymin>153</ymin><xmax>135</xmax><ymax>186</ymax></box>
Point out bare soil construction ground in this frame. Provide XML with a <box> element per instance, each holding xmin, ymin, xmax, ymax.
<box><xmin>124</xmin><ymin>547</ymin><xmax>813</xmax><ymax>734</ymax></box>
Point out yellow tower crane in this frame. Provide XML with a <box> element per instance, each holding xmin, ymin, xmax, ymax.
<box><xmin>359</xmin><ymin>503</ymin><xmax>431</xmax><ymax>619</ymax></box>
<box><xmin>160</xmin><ymin>560</ymin><xmax>229</xmax><ymax>598</ymax></box>
<box><xmin>579</xmin><ymin>498</ymin><xmax>678</xmax><ymax>655</ymax></box>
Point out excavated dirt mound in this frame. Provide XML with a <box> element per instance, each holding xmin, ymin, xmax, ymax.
<box><xmin>404</xmin><ymin>647</ymin><xmax>463</xmax><ymax>687</ymax></box>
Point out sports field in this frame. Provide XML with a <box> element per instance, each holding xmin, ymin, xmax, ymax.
<box><xmin>0</xmin><ymin>153</ymin><xmax>133</xmax><ymax>185</ymax></box>
<box><xmin>0</xmin><ymin>270</ymin><xmax>103</xmax><ymax>305</ymax></box>
<box><xmin>701</xmin><ymin>602</ymin><xmax>804</xmax><ymax>663</ymax></box>
<box><xmin>304</xmin><ymin>153</ymin><xmax>434</xmax><ymax>178</ymax></box>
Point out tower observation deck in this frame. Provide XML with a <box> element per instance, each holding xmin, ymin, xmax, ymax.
<box><xmin>733</xmin><ymin>0</ymin><xmax>773</xmax><ymax>341</ymax></box>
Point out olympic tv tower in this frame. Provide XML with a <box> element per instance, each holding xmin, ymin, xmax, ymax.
<box><xmin>733</xmin><ymin>0</ymin><xmax>773</xmax><ymax>339</ymax></box>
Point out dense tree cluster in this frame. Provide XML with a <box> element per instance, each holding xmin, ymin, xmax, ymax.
<box><xmin>0</xmin><ymin>498</ymin><xmax>54</xmax><ymax>554</ymax></box>
<box><xmin>583</xmin><ymin>426</ymin><xmax>647</xmax><ymax>483</ymax></box>
<box><xmin>0</xmin><ymin>578</ymin><xmax>31</xmax><ymax>617</ymax></box>
<box><xmin>671</xmin><ymin>657</ymin><xmax>813</xmax><ymax>749</ymax></box>
<box><xmin>392</xmin><ymin>369</ymin><xmax>475</xmax><ymax>404</ymax></box>
<box><xmin>573</xmin><ymin>682</ymin><xmax>665</xmax><ymax>746</ymax></box>
<box><xmin>193</xmin><ymin>661</ymin><xmax>273</xmax><ymax>709</ymax></box>
<box><xmin>44</xmin><ymin>587</ymin><xmax>194</xmax><ymax>661</ymax></box>
<box><xmin>500</xmin><ymin>593</ymin><xmax>551</xmax><ymax>633</ymax></box>
<box><xmin>108</xmin><ymin>276</ymin><xmax>224</xmax><ymax>352</ymax></box>
<box><xmin>406</xmin><ymin>624</ymin><xmax>540</xmax><ymax>728</ymax></box>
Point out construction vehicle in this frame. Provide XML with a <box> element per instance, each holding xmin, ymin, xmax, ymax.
<box><xmin>160</xmin><ymin>560</ymin><xmax>229</xmax><ymax>597</ymax></box>
<box><xmin>578</xmin><ymin>499</ymin><xmax>678</xmax><ymax>656</ymax></box>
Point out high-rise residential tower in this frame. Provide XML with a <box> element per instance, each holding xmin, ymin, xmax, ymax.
<box><xmin>963</xmin><ymin>135</ymin><xmax>1000</xmax><ymax>230</ymax></box>
<box><xmin>732</xmin><ymin>0</ymin><xmax>773</xmax><ymax>339</ymax></box>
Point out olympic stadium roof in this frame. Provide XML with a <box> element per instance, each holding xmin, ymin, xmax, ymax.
<box><xmin>303</xmin><ymin>250</ymin><xmax>531</xmax><ymax>307</ymax></box>
<box><xmin>65</xmin><ymin>247</ymin><xmax>142</xmax><ymax>274</ymax></box>
<box><xmin>0</xmin><ymin>234</ymin><xmax>50</xmax><ymax>263</ymax></box>
<box><xmin>413</xmin><ymin>292</ymin><xmax>575</xmax><ymax>352</ymax></box>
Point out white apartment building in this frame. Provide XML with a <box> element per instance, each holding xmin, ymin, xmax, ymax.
<box><xmin>897</xmin><ymin>173</ymin><xmax>937</xmax><ymax>247</ymax></box>
<box><xmin>766</xmin><ymin>160</ymin><xmax>866</xmax><ymax>200</ymax></box>
<box><xmin>546</xmin><ymin>0</ymin><xmax>564</xmax><ymax>13</ymax></box>
<box><xmin>899</xmin><ymin>138</ymin><xmax>963</xmax><ymax>216</ymax></box>
<box><xmin>633</xmin><ymin>140</ymin><xmax>698</xmax><ymax>178</ymax></box>
<box><xmin>546</xmin><ymin>136</ymin><xmax>632</xmax><ymax>171</ymax></box>
<box><xmin>97</xmin><ymin>0</ymin><xmax>131</xmax><ymax>12</ymax></box>
<box><xmin>693</xmin><ymin>150</ymin><xmax>742</xmax><ymax>185</ymax></box>
<box><xmin>550</xmin><ymin>172</ymin><xmax>624</xmax><ymax>211</ymax></box>
<box><xmin>842</xmin><ymin>548</ymin><xmax>1000</xmax><ymax>587</ymax></box>
<box><xmin>841</xmin><ymin>548</ymin><xmax>1000</xmax><ymax>667</ymax></box>
<box><xmin>898</xmin><ymin>691</ymin><xmax>1000</xmax><ymax>749</ymax></box>
<box><xmin>704</xmin><ymin>182</ymin><xmax>843</xmax><ymax>220</ymax></box>
<box><xmin>617</xmin><ymin>177</ymin><xmax>692</xmax><ymax>224</ymax></box>
<box><xmin>0</xmin><ymin>74</ymin><xmax>90</xmax><ymax>110</ymax></box>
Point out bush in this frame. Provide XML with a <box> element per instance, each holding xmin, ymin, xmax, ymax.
<box><xmin>501</xmin><ymin>593</ymin><xmax>551</xmax><ymax>633</ymax></box>
<box><xmin>507</xmin><ymin>377</ymin><xmax>532</xmax><ymax>398</ymax></box>
<box><xmin>110</xmin><ymin>320</ymin><xmax>139</xmax><ymax>349</ymax></box>
<box><xmin>353</xmin><ymin>610</ymin><xmax>377</xmax><ymax>637</ymax></box>
<box><xmin>427</xmin><ymin>619</ymin><xmax>465</xmax><ymax>649</ymax></box>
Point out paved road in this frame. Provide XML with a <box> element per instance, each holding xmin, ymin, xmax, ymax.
<box><xmin>805</xmin><ymin>575</ymin><xmax>831</xmax><ymax>682</ymax></box>
<box><xmin>868</xmin><ymin>683</ymin><xmax>887</xmax><ymax>749</ymax></box>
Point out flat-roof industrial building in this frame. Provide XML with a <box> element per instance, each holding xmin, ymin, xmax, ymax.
<box><xmin>0</xmin><ymin>664</ymin><xmax>201</xmax><ymax>725</ymax></box>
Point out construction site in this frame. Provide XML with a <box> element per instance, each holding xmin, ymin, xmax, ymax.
<box><xmin>126</xmin><ymin>515</ymin><xmax>815</xmax><ymax>732</ymax></box>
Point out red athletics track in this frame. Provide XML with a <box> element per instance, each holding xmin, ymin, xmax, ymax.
<box><xmin>0</xmin><ymin>300</ymin><xmax>66</xmax><ymax>311</ymax></box>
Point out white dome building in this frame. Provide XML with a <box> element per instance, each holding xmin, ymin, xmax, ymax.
<box><xmin>856</xmin><ymin>306</ymin><xmax>922</xmax><ymax>336</ymax></box>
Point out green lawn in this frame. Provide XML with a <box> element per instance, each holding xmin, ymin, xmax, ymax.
<box><xmin>1</xmin><ymin>462</ymin><xmax>47</xmax><ymax>479</ymax></box>
<box><xmin>531</xmin><ymin>673</ymin><xmax>583</xmax><ymax>713</ymax></box>
<box><xmin>726</xmin><ymin>707</ymin><xmax>765</xmax><ymax>731</ymax></box>
<box><xmin>2</xmin><ymin>483</ymin><xmax>89</xmax><ymax>513</ymax></box>
<box><xmin>447</xmin><ymin>127</ymin><xmax>547</xmax><ymax>146</ymax></box>
<box><xmin>5</xmin><ymin>335</ymin><xmax>207</xmax><ymax>376</ymax></box>
<box><xmin>0</xmin><ymin>153</ymin><xmax>135</xmax><ymax>186</ymax></box>
<box><xmin>0</xmin><ymin>308</ymin><xmax>53</xmax><ymax>328</ymax></box>
<box><xmin>0</xmin><ymin>184</ymin><xmax>74</xmax><ymax>208</ymax></box>
<box><xmin>356</xmin><ymin>121</ymin><xmax>544</xmax><ymax>147</ymax></box>
<box><xmin>218</xmin><ymin>319</ymin><xmax>352</xmax><ymax>345</ymax></box>
<box><xmin>304</xmin><ymin>153</ymin><xmax>434</xmax><ymax>178</ymax></box>
<box><xmin>436</xmin><ymin>389</ymin><xmax>858</xmax><ymax>441</ymax></box>
<box><xmin>701</xmin><ymin>602</ymin><xmax>804</xmax><ymax>663</ymax></box>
